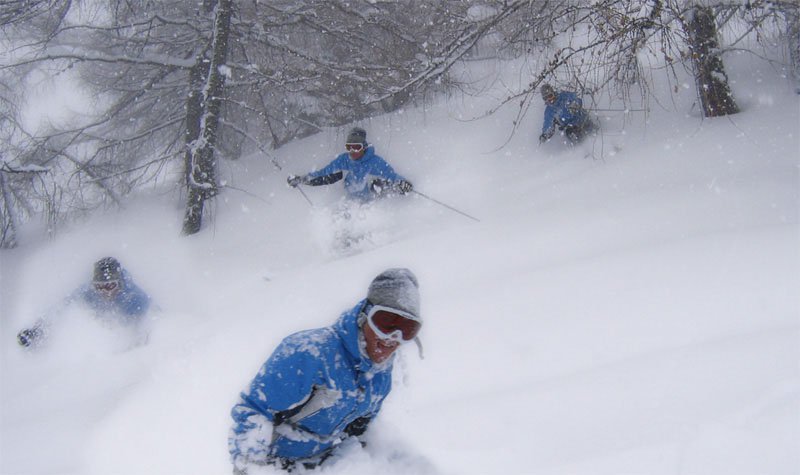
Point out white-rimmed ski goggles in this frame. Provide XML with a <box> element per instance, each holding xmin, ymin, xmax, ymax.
<box><xmin>366</xmin><ymin>305</ymin><xmax>422</xmax><ymax>343</ymax></box>
<box><xmin>94</xmin><ymin>280</ymin><xmax>120</xmax><ymax>292</ymax></box>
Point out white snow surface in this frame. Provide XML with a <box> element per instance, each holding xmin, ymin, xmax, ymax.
<box><xmin>1</xmin><ymin>56</ymin><xmax>799</xmax><ymax>475</ymax></box>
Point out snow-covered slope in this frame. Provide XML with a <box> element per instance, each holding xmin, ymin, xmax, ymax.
<box><xmin>1</xmin><ymin>57</ymin><xmax>798</xmax><ymax>475</ymax></box>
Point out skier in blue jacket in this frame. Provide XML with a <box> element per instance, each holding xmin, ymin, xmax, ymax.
<box><xmin>228</xmin><ymin>268</ymin><xmax>423</xmax><ymax>473</ymax></box>
<box><xmin>16</xmin><ymin>256</ymin><xmax>152</xmax><ymax>349</ymax></box>
<box><xmin>287</xmin><ymin>127</ymin><xmax>413</xmax><ymax>202</ymax></box>
<box><xmin>539</xmin><ymin>83</ymin><xmax>595</xmax><ymax>145</ymax></box>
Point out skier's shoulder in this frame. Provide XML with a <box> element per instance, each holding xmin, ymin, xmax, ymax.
<box><xmin>363</xmin><ymin>147</ymin><xmax>396</xmax><ymax>171</ymax></box>
<box><xmin>321</xmin><ymin>153</ymin><xmax>351</xmax><ymax>171</ymax></box>
<box><xmin>278</xmin><ymin>325</ymin><xmax>339</xmax><ymax>359</ymax></box>
<box><xmin>559</xmin><ymin>90</ymin><xmax>579</xmax><ymax>100</ymax></box>
<box><xmin>73</xmin><ymin>283</ymin><xmax>94</xmax><ymax>301</ymax></box>
<box><xmin>122</xmin><ymin>274</ymin><xmax>148</xmax><ymax>299</ymax></box>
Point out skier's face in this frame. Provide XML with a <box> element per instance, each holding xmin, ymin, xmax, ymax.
<box><xmin>544</xmin><ymin>92</ymin><xmax>556</xmax><ymax>105</ymax></box>
<box><xmin>346</xmin><ymin>143</ymin><xmax>365</xmax><ymax>160</ymax></box>
<box><xmin>363</xmin><ymin>322</ymin><xmax>400</xmax><ymax>364</ymax></box>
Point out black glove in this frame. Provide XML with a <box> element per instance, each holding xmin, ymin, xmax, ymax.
<box><xmin>17</xmin><ymin>327</ymin><xmax>42</xmax><ymax>347</ymax></box>
<box><xmin>370</xmin><ymin>179</ymin><xmax>389</xmax><ymax>195</ymax></box>
<box><xmin>287</xmin><ymin>175</ymin><xmax>304</xmax><ymax>188</ymax></box>
<box><xmin>538</xmin><ymin>133</ymin><xmax>549</xmax><ymax>144</ymax></box>
<box><xmin>394</xmin><ymin>180</ymin><xmax>413</xmax><ymax>194</ymax></box>
<box><xmin>343</xmin><ymin>416</ymin><xmax>371</xmax><ymax>438</ymax></box>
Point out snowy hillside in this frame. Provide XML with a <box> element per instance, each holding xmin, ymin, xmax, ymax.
<box><xmin>1</xmin><ymin>56</ymin><xmax>798</xmax><ymax>475</ymax></box>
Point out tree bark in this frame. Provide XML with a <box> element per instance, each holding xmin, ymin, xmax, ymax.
<box><xmin>0</xmin><ymin>169</ymin><xmax>18</xmax><ymax>249</ymax></box>
<box><xmin>182</xmin><ymin>0</ymin><xmax>232</xmax><ymax>235</ymax></box>
<box><xmin>789</xmin><ymin>9</ymin><xmax>800</xmax><ymax>94</ymax></box>
<box><xmin>685</xmin><ymin>5</ymin><xmax>739</xmax><ymax>117</ymax></box>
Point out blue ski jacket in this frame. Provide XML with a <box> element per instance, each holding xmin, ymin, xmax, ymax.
<box><xmin>17</xmin><ymin>269</ymin><xmax>151</xmax><ymax>349</ymax></box>
<box><xmin>305</xmin><ymin>146</ymin><xmax>407</xmax><ymax>202</ymax></box>
<box><xmin>541</xmin><ymin>91</ymin><xmax>589</xmax><ymax>136</ymax></box>
<box><xmin>230</xmin><ymin>299</ymin><xmax>394</xmax><ymax>463</ymax></box>
<box><xmin>67</xmin><ymin>270</ymin><xmax>151</xmax><ymax>324</ymax></box>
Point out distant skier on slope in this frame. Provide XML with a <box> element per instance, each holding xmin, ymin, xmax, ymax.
<box><xmin>538</xmin><ymin>83</ymin><xmax>596</xmax><ymax>145</ymax></box>
<box><xmin>228</xmin><ymin>268</ymin><xmax>423</xmax><ymax>473</ymax></box>
<box><xmin>287</xmin><ymin>127</ymin><xmax>414</xmax><ymax>202</ymax></box>
<box><xmin>16</xmin><ymin>256</ymin><xmax>152</xmax><ymax>349</ymax></box>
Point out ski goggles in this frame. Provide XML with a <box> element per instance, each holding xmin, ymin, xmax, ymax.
<box><xmin>366</xmin><ymin>305</ymin><xmax>422</xmax><ymax>343</ymax></box>
<box><xmin>345</xmin><ymin>143</ymin><xmax>364</xmax><ymax>152</ymax></box>
<box><xmin>94</xmin><ymin>280</ymin><xmax>120</xmax><ymax>292</ymax></box>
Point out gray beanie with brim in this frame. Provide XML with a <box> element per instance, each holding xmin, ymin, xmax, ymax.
<box><xmin>366</xmin><ymin>268</ymin><xmax>420</xmax><ymax>321</ymax></box>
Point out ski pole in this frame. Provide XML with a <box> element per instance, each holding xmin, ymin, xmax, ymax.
<box><xmin>587</xmin><ymin>108</ymin><xmax>647</xmax><ymax>112</ymax></box>
<box><xmin>412</xmin><ymin>190</ymin><xmax>480</xmax><ymax>223</ymax></box>
<box><xmin>295</xmin><ymin>186</ymin><xmax>314</xmax><ymax>206</ymax></box>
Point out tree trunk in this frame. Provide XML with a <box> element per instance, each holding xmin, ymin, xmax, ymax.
<box><xmin>0</xmin><ymin>170</ymin><xmax>18</xmax><ymax>249</ymax></box>
<box><xmin>182</xmin><ymin>52</ymin><xmax>210</xmax><ymax>235</ymax></box>
<box><xmin>685</xmin><ymin>5</ymin><xmax>739</xmax><ymax>117</ymax></box>
<box><xmin>789</xmin><ymin>10</ymin><xmax>800</xmax><ymax>94</ymax></box>
<box><xmin>182</xmin><ymin>0</ymin><xmax>232</xmax><ymax>235</ymax></box>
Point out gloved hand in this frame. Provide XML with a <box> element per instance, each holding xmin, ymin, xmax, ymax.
<box><xmin>343</xmin><ymin>416</ymin><xmax>371</xmax><ymax>438</ymax></box>
<box><xmin>370</xmin><ymin>179</ymin><xmax>389</xmax><ymax>194</ymax></box>
<box><xmin>394</xmin><ymin>180</ymin><xmax>413</xmax><ymax>194</ymax></box>
<box><xmin>538</xmin><ymin>133</ymin><xmax>549</xmax><ymax>144</ymax></box>
<box><xmin>17</xmin><ymin>327</ymin><xmax>41</xmax><ymax>347</ymax></box>
<box><xmin>287</xmin><ymin>174</ymin><xmax>304</xmax><ymax>188</ymax></box>
<box><xmin>567</xmin><ymin>100</ymin><xmax>581</xmax><ymax>115</ymax></box>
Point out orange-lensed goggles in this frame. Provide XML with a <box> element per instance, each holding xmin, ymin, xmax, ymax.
<box><xmin>366</xmin><ymin>305</ymin><xmax>421</xmax><ymax>343</ymax></box>
<box><xmin>94</xmin><ymin>281</ymin><xmax>119</xmax><ymax>292</ymax></box>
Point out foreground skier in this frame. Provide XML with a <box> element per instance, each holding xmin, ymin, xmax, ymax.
<box><xmin>228</xmin><ymin>268</ymin><xmax>423</xmax><ymax>473</ymax></box>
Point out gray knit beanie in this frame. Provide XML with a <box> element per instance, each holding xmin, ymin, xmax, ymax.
<box><xmin>540</xmin><ymin>83</ymin><xmax>555</xmax><ymax>100</ymax></box>
<box><xmin>367</xmin><ymin>268</ymin><xmax>420</xmax><ymax>321</ymax></box>
<box><xmin>93</xmin><ymin>257</ymin><xmax>122</xmax><ymax>282</ymax></box>
<box><xmin>346</xmin><ymin>127</ymin><xmax>367</xmax><ymax>145</ymax></box>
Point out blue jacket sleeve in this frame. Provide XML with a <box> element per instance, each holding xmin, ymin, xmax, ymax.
<box><xmin>119</xmin><ymin>283</ymin><xmax>150</xmax><ymax>317</ymax></box>
<box><xmin>373</xmin><ymin>158</ymin><xmax>405</xmax><ymax>183</ymax></box>
<box><xmin>26</xmin><ymin>285</ymin><xmax>85</xmax><ymax>332</ymax></box>
<box><xmin>241</xmin><ymin>335</ymin><xmax>325</xmax><ymax>421</ymax></box>
<box><xmin>111</xmin><ymin>271</ymin><xmax>150</xmax><ymax>317</ymax></box>
<box><xmin>307</xmin><ymin>155</ymin><xmax>346</xmax><ymax>181</ymax></box>
<box><xmin>542</xmin><ymin>105</ymin><xmax>556</xmax><ymax>135</ymax></box>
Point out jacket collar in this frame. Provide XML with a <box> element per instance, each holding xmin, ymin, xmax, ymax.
<box><xmin>333</xmin><ymin>299</ymin><xmax>393</xmax><ymax>373</ymax></box>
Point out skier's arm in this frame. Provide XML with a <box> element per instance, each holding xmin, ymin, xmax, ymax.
<box><xmin>119</xmin><ymin>279</ymin><xmax>151</xmax><ymax>317</ymax></box>
<box><xmin>368</xmin><ymin>160</ymin><xmax>413</xmax><ymax>195</ymax></box>
<box><xmin>17</xmin><ymin>286</ymin><xmax>86</xmax><ymax>348</ymax></box>
<box><xmin>242</xmin><ymin>343</ymin><xmax>322</xmax><ymax>423</ymax></box>
<box><xmin>17</xmin><ymin>320</ymin><xmax>46</xmax><ymax>348</ymax></box>
<box><xmin>541</xmin><ymin>106</ymin><xmax>557</xmax><ymax>136</ymax></box>
<box><xmin>305</xmin><ymin>171</ymin><xmax>343</xmax><ymax>186</ymax></box>
<box><xmin>566</xmin><ymin>95</ymin><xmax>583</xmax><ymax>115</ymax></box>
<box><xmin>369</xmin><ymin>178</ymin><xmax>413</xmax><ymax>196</ymax></box>
<box><xmin>343</xmin><ymin>416</ymin><xmax>372</xmax><ymax>444</ymax></box>
<box><xmin>302</xmin><ymin>155</ymin><xmax>349</xmax><ymax>187</ymax></box>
